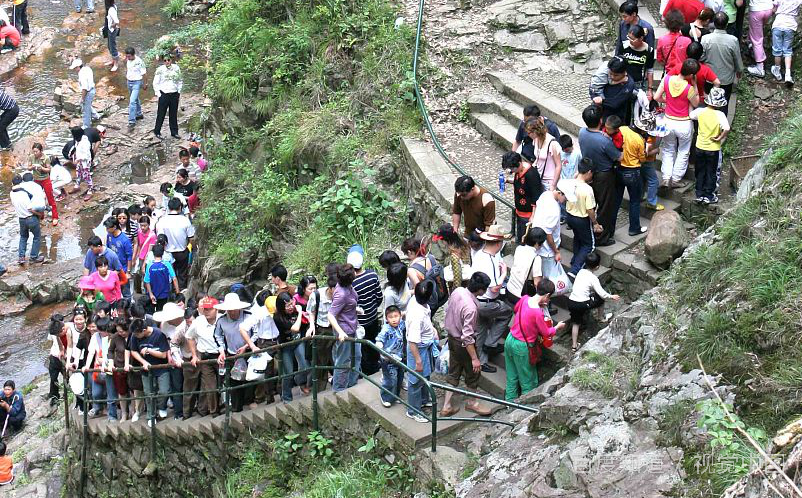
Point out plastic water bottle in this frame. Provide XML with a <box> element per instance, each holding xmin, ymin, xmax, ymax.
<box><xmin>498</xmin><ymin>170</ymin><xmax>506</xmax><ymax>193</ymax></box>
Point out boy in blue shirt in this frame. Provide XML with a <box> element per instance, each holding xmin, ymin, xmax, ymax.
<box><xmin>143</xmin><ymin>244</ymin><xmax>180</xmax><ymax>313</ymax></box>
<box><xmin>375</xmin><ymin>306</ymin><xmax>406</xmax><ymax>408</ymax></box>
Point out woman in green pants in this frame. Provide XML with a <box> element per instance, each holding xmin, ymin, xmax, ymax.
<box><xmin>504</xmin><ymin>279</ymin><xmax>565</xmax><ymax>400</ymax></box>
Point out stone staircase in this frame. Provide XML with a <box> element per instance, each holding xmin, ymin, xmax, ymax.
<box><xmin>76</xmin><ymin>371</ymin><xmax>511</xmax><ymax>451</ymax></box>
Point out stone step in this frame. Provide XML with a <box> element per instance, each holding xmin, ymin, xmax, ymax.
<box><xmin>487</xmin><ymin>71</ymin><xmax>584</xmax><ymax>137</ymax></box>
<box><xmin>559</xmin><ymin>217</ymin><xmax>648</xmax><ymax>268</ymax></box>
<box><xmin>468</xmin><ymin>93</ymin><xmax>525</xmax><ymax>130</ymax></box>
<box><xmin>621</xmin><ymin>188</ymin><xmax>681</xmax><ymax>219</ymax></box>
<box><xmin>400</xmin><ymin>137</ymin><xmax>458</xmax><ymax>214</ymax></box>
<box><xmin>476</xmin><ymin>363</ymin><xmax>508</xmax><ymax>399</ymax></box>
<box><xmin>470</xmin><ymin>111</ymin><xmax>517</xmax><ymax>151</ymax></box>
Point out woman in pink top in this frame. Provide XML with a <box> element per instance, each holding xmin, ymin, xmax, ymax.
<box><xmin>90</xmin><ymin>255</ymin><xmax>122</xmax><ymax>303</ymax></box>
<box><xmin>504</xmin><ymin>279</ymin><xmax>566</xmax><ymax>400</ymax></box>
<box><xmin>135</xmin><ymin>215</ymin><xmax>156</xmax><ymax>271</ymax></box>
<box><xmin>654</xmin><ymin>58</ymin><xmax>700</xmax><ymax>187</ymax></box>
<box><xmin>526</xmin><ymin>119</ymin><xmax>562</xmax><ymax>191</ymax></box>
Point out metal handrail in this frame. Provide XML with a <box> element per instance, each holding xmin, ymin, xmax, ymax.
<box><xmin>411</xmin><ymin>0</ymin><xmax>514</xmax><ymax>211</ymax></box>
<box><xmin>68</xmin><ymin>335</ymin><xmax>540</xmax><ymax>496</ymax></box>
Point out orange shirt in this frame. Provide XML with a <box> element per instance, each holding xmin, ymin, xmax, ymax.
<box><xmin>0</xmin><ymin>455</ymin><xmax>13</xmax><ymax>484</ymax></box>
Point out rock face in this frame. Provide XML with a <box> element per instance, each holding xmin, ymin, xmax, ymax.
<box><xmin>644</xmin><ymin>210</ymin><xmax>690</xmax><ymax>269</ymax></box>
<box><xmin>0</xmin><ymin>258</ymin><xmax>83</xmax><ymax>305</ymax></box>
<box><xmin>457</xmin><ymin>301</ymin><xmax>730</xmax><ymax>498</ymax></box>
<box><xmin>0</xmin><ymin>27</ymin><xmax>58</xmax><ymax>78</ymax></box>
<box><xmin>489</xmin><ymin>0</ymin><xmax>611</xmax><ymax>64</ymax></box>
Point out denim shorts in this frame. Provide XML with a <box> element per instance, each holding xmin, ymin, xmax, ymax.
<box><xmin>772</xmin><ymin>28</ymin><xmax>795</xmax><ymax>57</ymax></box>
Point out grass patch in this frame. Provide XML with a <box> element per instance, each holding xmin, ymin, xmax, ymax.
<box><xmin>162</xmin><ymin>0</ymin><xmax>186</xmax><ymax>18</ymax></box>
<box><xmin>460</xmin><ymin>452</ymin><xmax>480</xmax><ymax>479</ymax></box>
<box><xmin>11</xmin><ymin>445</ymin><xmax>28</xmax><ymax>462</ymax></box>
<box><xmin>21</xmin><ymin>383</ymin><xmax>35</xmax><ymax>395</ymax></box>
<box><xmin>657</xmin><ymin>399</ymin><xmax>695</xmax><ymax>448</ymax></box>
<box><xmin>571</xmin><ymin>351</ymin><xmax>640</xmax><ymax>397</ymax></box>
<box><xmin>721</xmin><ymin>77</ymin><xmax>755</xmax><ymax>159</ymax></box>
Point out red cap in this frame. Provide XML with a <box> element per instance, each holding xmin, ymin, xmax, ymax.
<box><xmin>198</xmin><ymin>296</ymin><xmax>219</xmax><ymax>309</ymax></box>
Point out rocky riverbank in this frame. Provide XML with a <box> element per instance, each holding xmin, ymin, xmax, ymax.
<box><xmin>1</xmin><ymin>374</ymin><xmax>67</xmax><ymax>498</ymax></box>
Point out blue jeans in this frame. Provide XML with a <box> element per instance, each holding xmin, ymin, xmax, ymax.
<box><xmin>121</xmin><ymin>281</ymin><xmax>132</xmax><ymax>301</ymax></box>
<box><xmin>380</xmin><ymin>360</ymin><xmax>403</xmax><ymax>404</ymax></box>
<box><xmin>168</xmin><ymin>367</ymin><xmax>183</xmax><ymax>417</ymax></box>
<box><xmin>566</xmin><ymin>214</ymin><xmax>594</xmax><ymax>275</ymax></box>
<box><xmin>332</xmin><ymin>340</ymin><xmax>362</xmax><ymax>392</ymax></box>
<box><xmin>641</xmin><ymin>161</ymin><xmax>659</xmax><ymax>206</ymax></box>
<box><xmin>617</xmin><ymin>168</ymin><xmax>643</xmax><ymax>234</ymax></box>
<box><xmin>772</xmin><ymin>28</ymin><xmax>794</xmax><ymax>57</ymax></box>
<box><xmin>142</xmin><ymin>371</ymin><xmax>171</xmax><ymax>421</ymax></box>
<box><xmin>18</xmin><ymin>215</ymin><xmax>41</xmax><ymax>259</ymax></box>
<box><xmin>83</xmin><ymin>87</ymin><xmax>96</xmax><ymax>128</ymax></box>
<box><xmin>127</xmin><ymin>80</ymin><xmax>143</xmax><ymax>124</ymax></box>
<box><xmin>73</xmin><ymin>0</ymin><xmax>94</xmax><ymax>12</ymax></box>
<box><xmin>407</xmin><ymin>374</ymin><xmax>431</xmax><ymax>416</ymax></box>
<box><xmin>108</xmin><ymin>27</ymin><xmax>118</xmax><ymax>59</ymax></box>
<box><xmin>91</xmin><ymin>374</ymin><xmax>118</xmax><ymax>420</ymax></box>
<box><xmin>280</xmin><ymin>342</ymin><xmax>310</xmax><ymax>402</ymax></box>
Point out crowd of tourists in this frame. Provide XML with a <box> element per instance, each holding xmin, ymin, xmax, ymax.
<box><xmin>1</xmin><ymin>0</ymin><xmax>798</xmax><ymax>485</ymax></box>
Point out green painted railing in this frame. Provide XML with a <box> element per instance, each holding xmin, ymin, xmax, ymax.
<box><xmin>68</xmin><ymin>336</ymin><xmax>539</xmax><ymax>497</ymax></box>
<box><xmin>411</xmin><ymin>0</ymin><xmax>515</xmax><ymax>211</ymax></box>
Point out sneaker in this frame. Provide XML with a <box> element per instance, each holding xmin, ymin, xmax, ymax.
<box><xmin>32</xmin><ymin>255</ymin><xmax>45</xmax><ymax>263</ymax></box>
<box><xmin>405</xmin><ymin>411</ymin><xmax>428</xmax><ymax>423</ymax></box>
<box><xmin>381</xmin><ymin>401</ymin><xmax>392</xmax><ymax>408</ymax></box>
<box><xmin>423</xmin><ymin>401</ymin><xmax>434</xmax><ymax>408</ymax></box>
<box><xmin>747</xmin><ymin>64</ymin><xmax>765</xmax><ymax>78</ymax></box>
<box><xmin>108</xmin><ymin>417</ymin><xmax>118</xmax><ymax>422</ymax></box>
<box><xmin>17</xmin><ymin>257</ymin><xmax>25</xmax><ymax>265</ymax></box>
<box><xmin>157</xmin><ymin>409</ymin><xmax>168</xmax><ymax>419</ymax></box>
<box><xmin>131</xmin><ymin>411</ymin><xmax>140</xmax><ymax>422</ymax></box>
<box><xmin>628</xmin><ymin>227</ymin><xmax>648</xmax><ymax>236</ymax></box>
<box><xmin>707</xmin><ymin>196</ymin><xmax>718</xmax><ymax>204</ymax></box>
<box><xmin>147</xmin><ymin>419</ymin><xmax>156</xmax><ymax>427</ymax></box>
<box><xmin>136</xmin><ymin>115</ymin><xmax>144</xmax><ymax>120</ymax></box>
<box><xmin>0</xmin><ymin>48</ymin><xmax>11</xmax><ymax>54</ymax></box>
<box><xmin>127</xmin><ymin>122</ymin><xmax>135</xmax><ymax>130</ymax></box>
<box><xmin>701</xmin><ymin>197</ymin><xmax>711</xmax><ymax>205</ymax></box>
<box><xmin>167</xmin><ymin>399</ymin><xmax>174</xmax><ymax>409</ymax></box>
<box><xmin>480</xmin><ymin>363</ymin><xmax>497</xmax><ymax>373</ymax></box>
<box><xmin>695</xmin><ymin>196</ymin><xmax>705</xmax><ymax>203</ymax></box>
<box><xmin>772</xmin><ymin>65</ymin><xmax>783</xmax><ymax>81</ymax></box>
<box><xmin>786</xmin><ymin>72</ymin><xmax>794</xmax><ymax>86</ymax></box>
<box><xmin>646</xmin><ymin>202</ymin><xmax>665</xmax><ymax>211</ymax></box>
<box><xmin>153</xmin><ymin>132</ymin><xmax>163</xmax><ymax>139</ymax></box>
<box><xmin>88</xmin><ymin>408</ymin><xmax>98</xmax><ymax>417</ymax></box>
<box><xmin>170</xmin><ymin>134</ymin><xmax>181</xmax><ymax>139</ymax></box>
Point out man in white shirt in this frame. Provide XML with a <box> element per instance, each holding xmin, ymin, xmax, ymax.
<box><xmin>240</xmin><ymin>293</ymin><xmax>280</xmax><ymax>403</ymax></box>
<box><xmin>70</xmin><ymin>58</ymin><xmax>99</xmax><ymax>129</ymax></box>
<box><xmin>11</xmin><ymin>173</ymin><xmax>46</xmax><ymax>265</ymax></box>
<box><xmin>124</xmin><ymin>47</ymin><xmax>147</xmax><ymax>130</ymax></box>
<box><xmin>531</xmin><ymin>188</ymin><xmax>568</xmax><ymax>280</ymax></box>
<box><xmin>152</xmin><ymin>53</ymin><xmax>183</xmax><ymax>139</ymax></box>
<box><xmin>186</xmin><ymin>296</ymin><xmax>223</xmax><ymax>416</ymax></box>
<box><xmin>155</xmin><ymin>197</ymin><xmax>195</xmax><ymax>290</ymax></box>
<box><xmin>470</xmin><ymin>225</ymin><xmax>512</xmax><ymax>372</ymax></box>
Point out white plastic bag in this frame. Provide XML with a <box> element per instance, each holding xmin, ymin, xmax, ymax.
<box><xmin>246</xmin><ymin>352</ymin><xmax>272</xmax><ymax>381</ymax></box>
<box><xmin>550</xmin><ymin>263</ymin><xmax>573</xmax><ymax>297</ymax></box>
<box><xmin>436</xmin><ymin>341</ymin><xmax>449</xmax><ymax>375</ymax></box>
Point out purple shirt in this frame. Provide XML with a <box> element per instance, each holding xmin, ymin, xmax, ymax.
<box><xmin>444</xmin><ymin>287</ymin><xmax>479</xmax><ymax>346</ymax></box>
<box><xmin>329</xmin><ymin>284</ymin><xmax>358</xmax><ymax>336</ymax></box>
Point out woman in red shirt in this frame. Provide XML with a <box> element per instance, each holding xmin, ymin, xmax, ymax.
<box><xmin>657</xmin><ymin>10</ymin><xmax>691</xmax><ymax>76</ymax></box>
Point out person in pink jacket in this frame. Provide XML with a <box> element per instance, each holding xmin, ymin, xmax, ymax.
<box><xmin>504</xmin><ymin>279</ymin><xmax>566</xmax><ymax>400</ymax></box>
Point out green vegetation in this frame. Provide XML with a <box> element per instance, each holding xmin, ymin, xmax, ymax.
<box><xmin>187</xmin><ymin>0</ymin><xmax>419</xmax><ymax>273</ymax></box>
<box><xmin>162</xmin><ymin>0</ymin><xmax>186</xmax><ymax>18</ymax></box>
<box><xmin>721</xmin><ymin>77</ymin><xmax>755</xmax><ymax>159</ymax></box>
<box><xmin>21</xmin><ymin>383</ymin><xmax>35</xmax><ymax>395</ymax></box>
<box><xmin>224</xmin><ymin>431</ymin><xmax>419</xmax><ymax>498</ymax></box>
<box><xmin>571</xmin><ymin>351</ymin><xmax>640</xmax><ymax>397</ymax></box>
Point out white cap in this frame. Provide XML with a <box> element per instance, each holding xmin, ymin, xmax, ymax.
<box><xmin>70</xmin><ymin>58</ymin><xmax>83</xmax><ymax>70</ymax></box>
<box><xmin>556</xmin><ymin>179</ymin><xmax>578</xmax><ymax>203</ymax></box>
<box><xmin>346</xmin><ymin>250</ymin><xmax>364</xmax><ymax>269</ymax></box>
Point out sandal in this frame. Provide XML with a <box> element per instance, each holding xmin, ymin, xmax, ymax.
<box><xmin>571</xmin><ymin>346</ymin><xmax>578</xmax><ymax>354</ymax></box>
<box><xmin>52</xmin><ymin>219</ymin><xmax>59</xmax><ymax>226</ymax></box>
<box><xmin>83</xmin><ymin>191</ymin><xmax>94</xmax><ymax>201</ymax></box>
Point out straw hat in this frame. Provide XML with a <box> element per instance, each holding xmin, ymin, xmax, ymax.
<box><xmin>214</xmin><ymin>292</ymin><xmax>251</xmax><ymax>311</ymax></box>
<box><xmin>153</xmin><ymin>302</ymin><xmax>184</xmax><ymax>322</ymax></box>
<box><xmin>479</xmin><ymin>224</ymin><xmax>512</xmax><ymax>241</ymax></box>
<box><xmin>78</xmin><ymin>276</ymin><xmax>95</xmax><ymax>291</ymax></box>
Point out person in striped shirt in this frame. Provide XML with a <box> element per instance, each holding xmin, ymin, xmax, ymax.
<box><xmin>347</xmin><ymin>244</ymin><xmax>384</xmax><ymax>376</ymax></box>
<box><xmin>0</xmin><ymin>87</ymin><xmax>19</xmax><ymax>151</ymax></box>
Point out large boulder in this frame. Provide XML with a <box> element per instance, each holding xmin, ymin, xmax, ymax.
<box><xmin>644</xmin><ymin>211</ymin><xmax>690</xmax><ymax>269</ymax></box>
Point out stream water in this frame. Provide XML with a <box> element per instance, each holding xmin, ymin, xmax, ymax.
<box><xmin>0</xmin><ymin>0</ymin><xmax>193</xmax><ymax>385</ymax></box>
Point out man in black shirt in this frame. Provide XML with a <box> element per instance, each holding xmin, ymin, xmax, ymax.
<box><xmin>62</xmin><ymin>125</ymin><xmax>105</xmax><ymax>163</ymax></box>
<box><xmin>616</xmin><ymin>25</ymin><xmax>655</xmax><ymax>98</ymax></box>
<box><xmin>502</xmin><ymin>151</ymin><xmax>543</xmax><ymax>243</ymax></box>
<box><xmin>511</xmin><ymin>105</ymin><xmax>560</xmax><ymax>160</ymax></box>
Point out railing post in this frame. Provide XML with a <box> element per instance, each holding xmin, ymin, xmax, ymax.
<box><xmin>223</xmin><ymin>359</ymin><xmax>231</xmax><ymax>446</ymax></box>
<box><xmin>429</xmin><ymin>382</ymin><xmax>438</xmax><ymax>453</ymax></box>
<box><xmin>311</xmin><ymin>338</ymin><xmax>319</xmax><ymax>431</ymax></box>
<box><xmin>79</xmin><ymin>371</ymin><xmax>90</xmax><ymax>498</ymax></box>
<box><xmin>148</xmin><ymin>373</ymin><xmax>156</xmax><ymax>462</ymax></box>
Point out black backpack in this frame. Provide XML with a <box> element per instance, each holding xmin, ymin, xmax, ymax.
<box><xmin>412</xmin><ymin>254</ymin><xmax>449</xmax><ymax>314</ymax></box>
